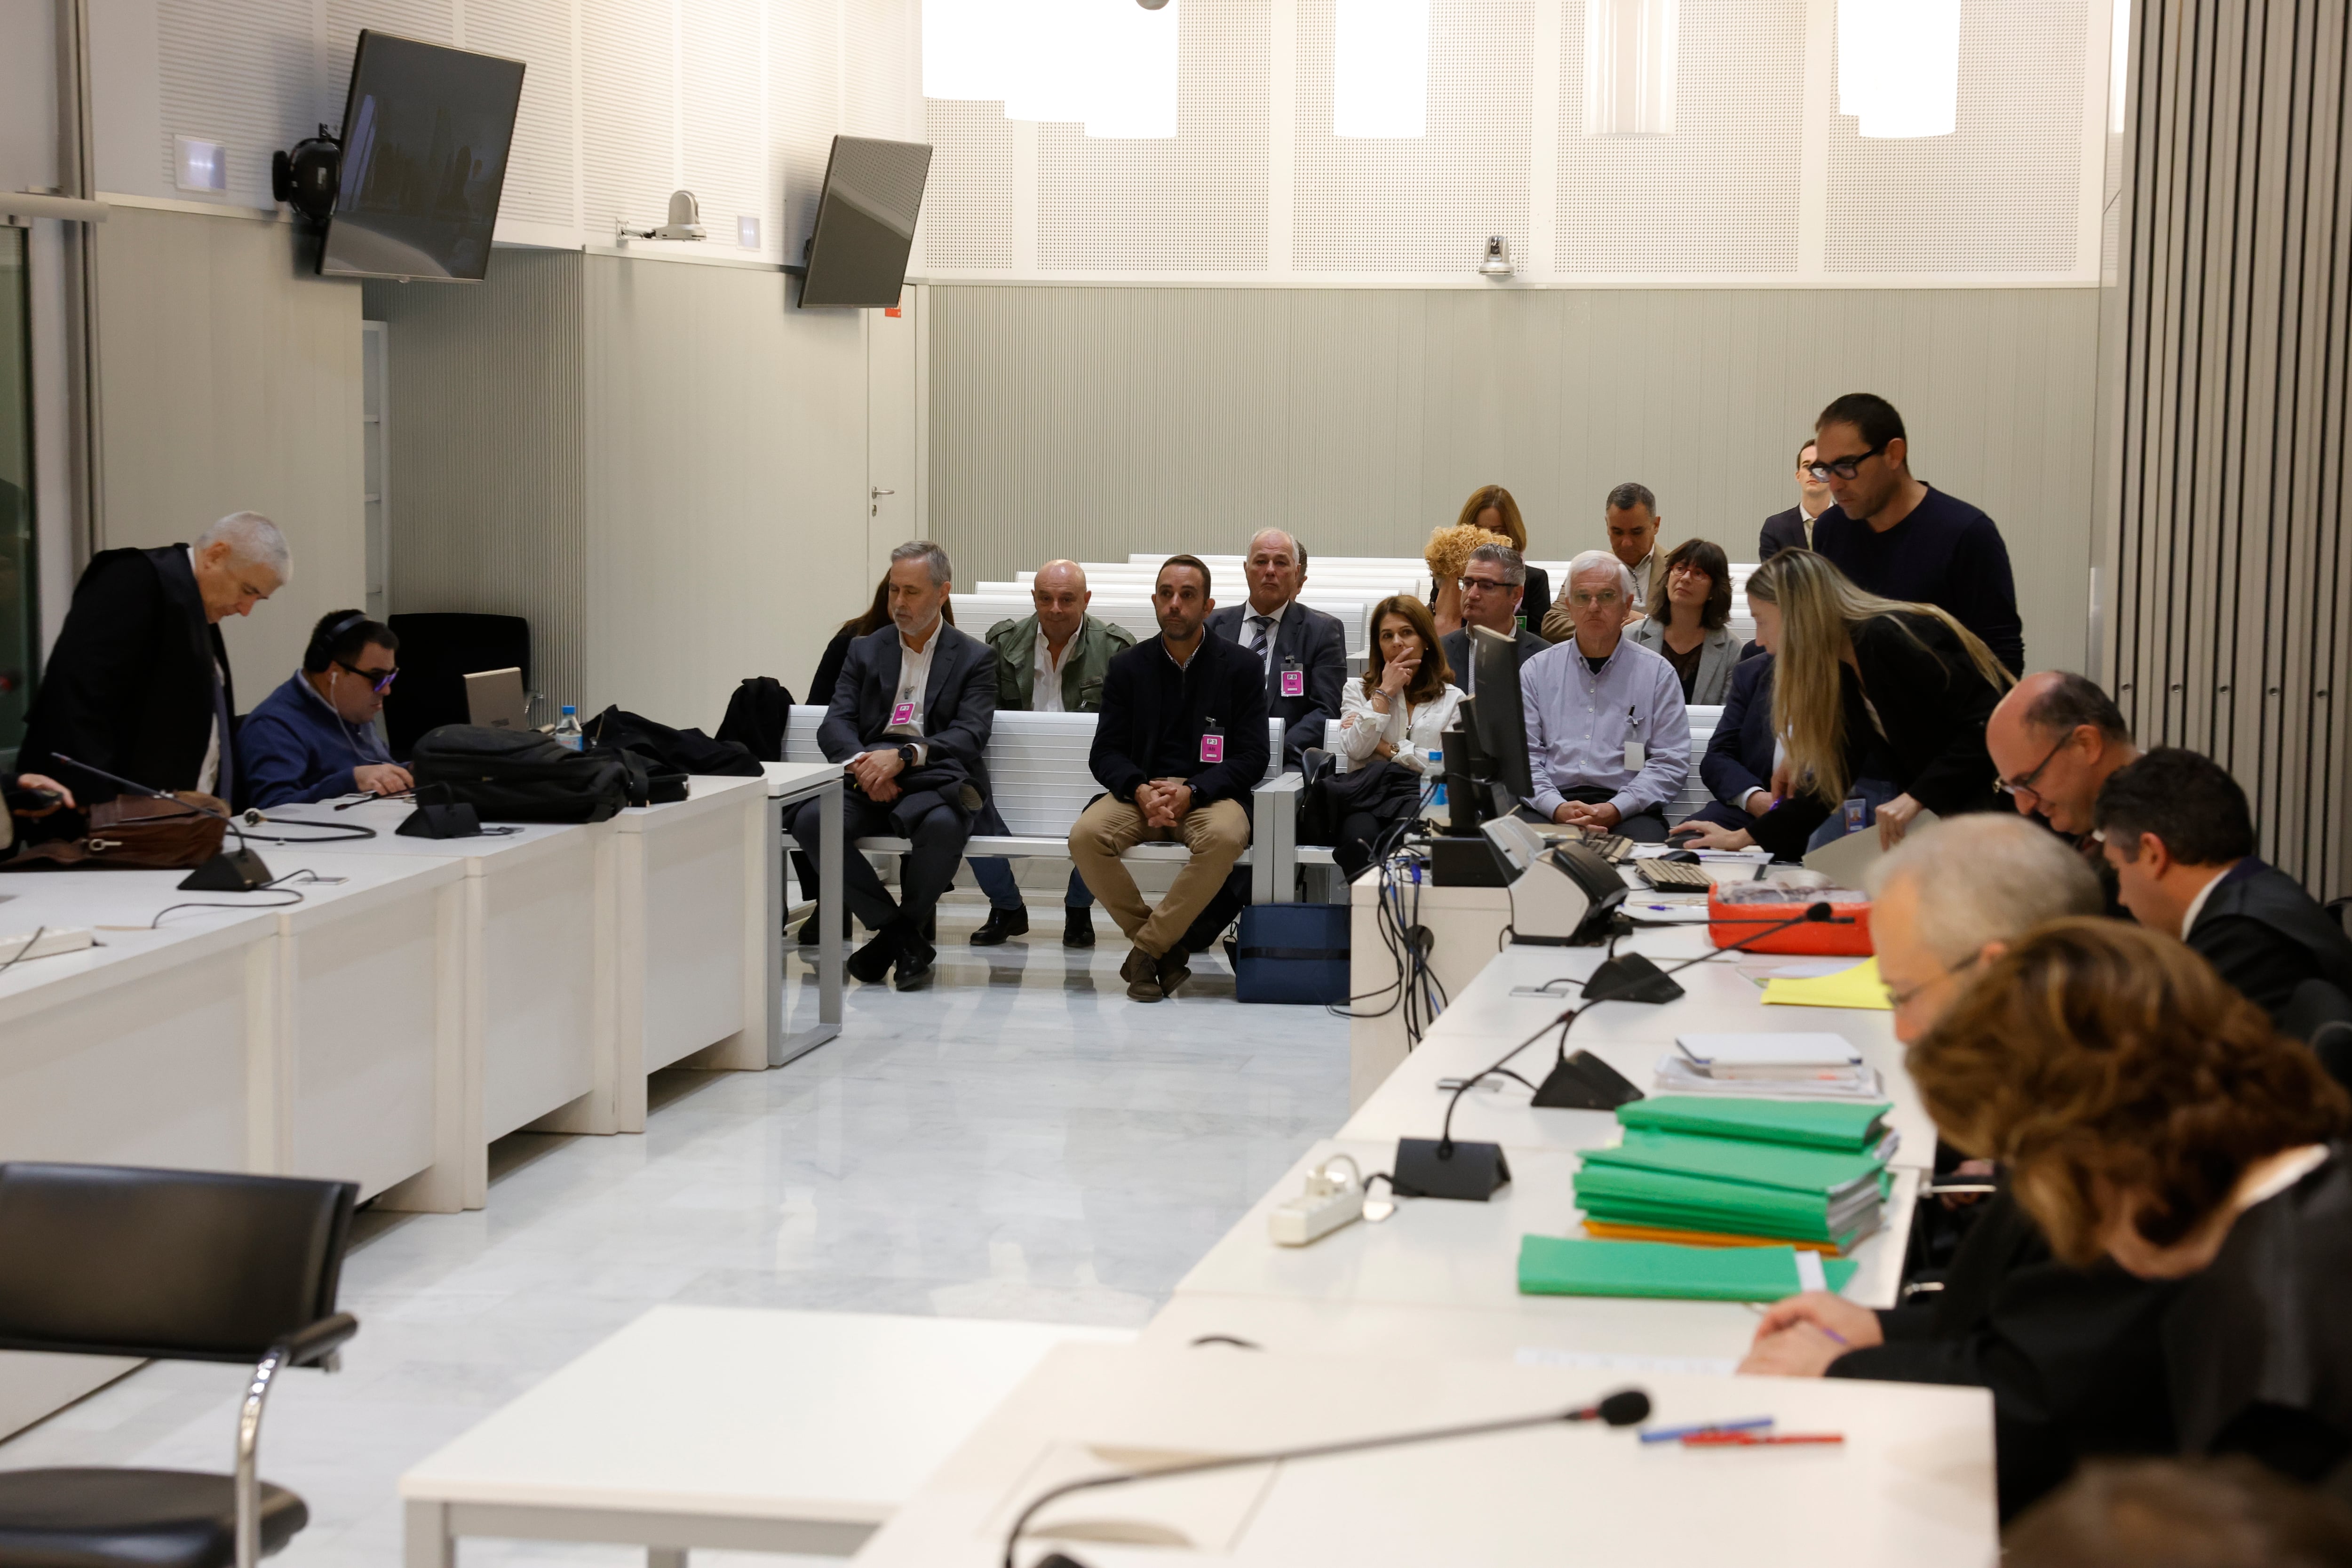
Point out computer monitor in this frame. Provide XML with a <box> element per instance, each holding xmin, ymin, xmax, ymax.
<box><xmin>1438</xmin><ymin>627</ymin><xmax>1536</xmax><ymax>833</ymax></box>
<box><xmin>796</xmin><ymin>136</ymin><xmax>932</xmax><ymax>308</ymax></box>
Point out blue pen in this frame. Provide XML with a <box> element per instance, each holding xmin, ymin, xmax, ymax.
<box><xmin>1639</xmin><ymin>1417</ymin><xmax>1775</xmax><ymax>1445</ymax></box>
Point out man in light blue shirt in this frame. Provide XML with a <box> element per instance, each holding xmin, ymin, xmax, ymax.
<box><xmin>1520</xmin><ymin>550</ymin><xmax>1690</xmax><ymax>842</ymax></box>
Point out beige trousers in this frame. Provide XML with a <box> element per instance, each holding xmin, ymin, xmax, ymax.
<box><xmin>1067</xmin><ymin>795</ymin><xmax>1252</xmax><ymax>959</ymax></box>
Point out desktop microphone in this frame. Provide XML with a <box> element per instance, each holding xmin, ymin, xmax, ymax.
<box><xmin>1001</xmin><ymin>1390</ymin><xmax>1652</xmax><ymax>1568</ymax></box>
<box><xmin>1584</xmin><ymin>899</ymin><xmax>1853</xmax><ymax>1009</ymax></box>
<box><xmin>49</xmin><ymin>754</ymin><xmax>275</xmax><ymax>891</ymax></box>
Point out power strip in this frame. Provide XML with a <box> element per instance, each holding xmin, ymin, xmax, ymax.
<box><xmin>1269</xmin><ymin>1158</ymin><xmax>1366</xmax><ymax>1246</ymax></box>
<box><xmin>0</xmin><ymin>927</ymin><xmax>95</xmax><ymax>965</ymax></box>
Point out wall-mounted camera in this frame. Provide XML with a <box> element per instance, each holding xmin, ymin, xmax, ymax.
<box><xmin>271</xmin><ymin>125</ymin><xmax>342</xmax><ymax>224</ymax></box>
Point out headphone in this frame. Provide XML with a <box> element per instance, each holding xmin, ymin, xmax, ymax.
<box><xmin>307</xmin><ymin>612</ymin><xmax>370</xmax><ymax>673</ymax></box>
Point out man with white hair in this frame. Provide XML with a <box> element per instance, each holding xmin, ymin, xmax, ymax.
<box><xmin>1204</xmin><ymin>528</ymin><xmax>1345</xmax><ymax>770</ymax></box>
<box><xmin>1740</xmin><ymin>814</ymin><xmax>2180</xmax><ymax>1521</ymax></box>
<box><xmin>1517</xmin><ymin>549</ymin><xmax>1688</xmax><ymax>842</ymax></box>
<box><xmin>18</xmin><ymin>511</ymin><xmax>289</xmax><ymax>807</ymax></box>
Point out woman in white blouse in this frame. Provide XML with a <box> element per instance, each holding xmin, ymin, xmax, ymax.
<box><xmin>1329</xmin><ymin>596</ymin><xmax>1466</xmax><ymax>875</ymax></box>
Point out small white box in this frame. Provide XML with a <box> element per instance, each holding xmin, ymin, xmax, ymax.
<box><xmin>175</xmin><ymin>136</ymin><xmax>228</xmax><ymax>193</ymax></box>
<box><xmin>737</xmin><ymin>215</ymin><xmax>760</xmax><ymax>249</ymax></box>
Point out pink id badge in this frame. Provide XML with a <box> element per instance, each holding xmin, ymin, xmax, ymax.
<box><xmin>1280</xmin><ymin>668</ymin><xmax>1305</xmax><ymax>698</ymax></box>
<box><xmin>1200</xmin><ymin>732</ymin><xmax>1224</xmax><ymax>764</ymax></box>
<box><xmin>889</xmin><ymin>700</ymin><xmax>917</xmax><ymax>726</ymax></box>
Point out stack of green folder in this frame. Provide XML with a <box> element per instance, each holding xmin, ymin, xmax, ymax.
<box><xmin>1571</xmin><ymin>1112</ymin><xmax>1894</xmax><ymax>1252</ymax></box>
<box><xmin>1615</xmin><ymin>1096</ymin><xmax>1895</xmax><ymax>1154</ymax></box>
<box><xmin>1518</xmin><ymin>1235</ymin><xmax>1860</xmax><ymax>1301</ymax></box>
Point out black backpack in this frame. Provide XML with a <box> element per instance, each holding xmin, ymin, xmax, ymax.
<box><xmin>408</xmin><ymin>725</ymin><xmax>630</xmax><ymax>823</ymax></box>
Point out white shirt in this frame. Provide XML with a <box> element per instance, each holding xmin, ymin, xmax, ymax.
<box><xmin>2177</xmin><ymin>860</ymin><xmax>2241</xmax><ymax>938</ymax></box>
<box><xmin>1339</xmin><ymin>681</ymin><xmax>1465</xmax><ymax>776</ymax></box>
<box><xmin>1031</xmin><ymin>626</ymin><xmax>1073</xmax><ymax>714</ymax></box>
<box><xmin>1629</xmin><ymin>549</ymin><xmax>1657</xmax><ymax>613</ymax></box>
<box><xmin>884</xmin><ymin>618</ymin><xmax>940</xmax><ymax>764</ymax></box>
<box><xmin>1239</xmin><ymin>599</ymin><xmax>1289</xmax><ymax>674</ymax></box>
<box><xmin>186</xmin><ymin>546</ymin><xmax>223</xmax><ymax>794</ymax></box>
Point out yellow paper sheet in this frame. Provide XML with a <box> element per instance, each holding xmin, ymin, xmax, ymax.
<box><xmin>1760</xmin><ymin>956</ymin><xmax>1891</xmax><ymax>1011</ymax></box>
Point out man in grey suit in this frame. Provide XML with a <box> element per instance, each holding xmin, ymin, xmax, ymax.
<box><xmin>1439</xmin><ymin>544</ymin><xmax>1549</xmax><ymax>700</ymax></box>
<box><xmin>784</xmin><ymin>540</ymin><xmax>997</xmax><ymax>993</ymax></box>
<box><xmin>1204</xmin><ymin>528</ymin><xmax>1347</xmax><ymax>770</ymax></box>
<box><xmin>1759</xmin><ymin>438</ymin><xmax>1836</xmax><ymax>560</ymax></box>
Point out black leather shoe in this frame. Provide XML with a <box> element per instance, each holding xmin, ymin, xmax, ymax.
<box><xmin>971</xmin><ymin>907</ymin><xmax>1030</xmax><ymax>946</ymax></box>
<box><xmin>797</xmin><ymin>905</ymin><xmax>824</xmax><ymax>945</ymax></box>
<box><xmin>1156</xmin><ymin>946</ymin><xmax>1192</xmax><ymax>998</ymax></box>
<box><xmin>1120</xmin><ymin>945</ymin><xmax>1164</xmax><ymax>1002</ymax></box>
<box><xmin>892</xmin><ymin>955</ymin><xmax>935</xmax><ymax>991</ymax></box>
<box><xmin>846</xmin><ymin>929</ymin><xmax>899</xmax><ymax>984</ymax></box>
<box><xmin>1063</xmin><ymin>907</ymin><xmax>1096</xmax><ymax>947</ymax></box>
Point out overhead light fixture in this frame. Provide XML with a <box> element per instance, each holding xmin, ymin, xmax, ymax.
<box><xmin>1838</xmin><ymin>0</ymin><xmax>1961</xmax><ymax>139</ymax></box>
<box><xmin>1478</xmin><ymin>236</ymin><xmax>1514</xmax><ymax>277</ymax></box>
<box><xmin>1334</xmin><ymin>0</ymin><xmax>1430</xmax><ymax>138</ymax></box>
<box><xmin>1582</xmin><ymin>0</ymin><xmax>1678</xmax><ymax>137</ymax></box>
<box><xmin>1086</xmin><ymin>0</ymin><xmax>1179</xmax><ymax>137</ymax></box>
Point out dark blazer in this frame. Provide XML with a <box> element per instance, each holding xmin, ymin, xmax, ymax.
<box><xmin>1205</xmin><ymin>600</ymin><xmax>1346</xmax><ymax>769</ymax></box>
<box><xmin>2187</xmin><ymin>859</ymin><xmax>2352</xmax><ymax>1026</ymax></box>
<box><xmin>1090</xmin><ymin>632</ymin><xmax>1270</xmax><ymax>808</ymax></box>
<box><xmin>1759</xmin><ymin>507</ymin><xmax>1810</xmax><ymax>561</ymax></box>
<box><xmin>1830</xmin><ymin>1188</ymin><xmax>2182</xmax><ymax>1520</ymax></box>
<box><xmin>809</xmin><ymin>626</ymin><xmax>857</xmax><ymax>713</ymax></box>
<box><xmin>817</xmin><ymin>622</ymin><xmax>997</xmax><ymax>810</ymax></box>
<box><xmin>1439</xmin><ymin>626</ymin><xmax>1549</xmax><ymax>702</ymax></box>
<box><xmin>1748</xmin><ymin>612</ymin><xmax>2005</xmax><ymax>859</ymax></box>
<box><xmin>1700</xmin><ymin>652</ymin><xmax>1778</xmax><ymax>812</ymax></box>
<box><xmin>2163</xmin><ymin>1145</ymin><xmax>2352</xmax><ymax>1484</ymax></box>
<box><xmin>18</xmin><ymin>545</ymin><xmax>234</xmax><ymax>805</ymax></box>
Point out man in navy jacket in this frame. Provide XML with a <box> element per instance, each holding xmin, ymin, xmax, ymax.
<box><xmin>1071</xmin><ymin>555</ymin><xmax>1269</xmax><ymax>1003</ymax></box>
<box><xmin>238</xmin><ymin>611</ymin><xmax>411</xmax><ymax>807</ymax></box>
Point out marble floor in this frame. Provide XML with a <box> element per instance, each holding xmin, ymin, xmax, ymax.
<box><xmin>0</xmin><ymin>900</ymin><xmax>1351</xmax><ymax>1567</ymax></box>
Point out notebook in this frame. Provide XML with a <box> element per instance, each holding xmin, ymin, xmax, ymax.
<box><xmin>1614</xmin><ymin>1097</ymin><xmax>1895</xmax><ymax>1153</ymax></box>
<box><xmin>1518</xmin><ymin>1236</ymin><xmax>1861</xmax><ymax>1301</ymax></box>
<box><xmin>1572</xmin><ymin>1164</ymin><xmax>1880</xmax><ymax>1247</ymax></box>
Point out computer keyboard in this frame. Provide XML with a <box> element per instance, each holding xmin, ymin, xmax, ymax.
<box><xmin>1636</xmin><ymin>858</ymin><xmax>1715</xmax><ymax>891</ymax></box>
<box><xmin>1583</xmin><ymin>832</ymin><xmax>1635</xmax><ymax>864</ymax></box>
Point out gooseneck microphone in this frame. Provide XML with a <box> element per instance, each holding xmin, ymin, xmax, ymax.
<box><xmin>1001</xmin><ymin>1390</ymin><xmax>1652</xmax><ymax>1568</ymax></box>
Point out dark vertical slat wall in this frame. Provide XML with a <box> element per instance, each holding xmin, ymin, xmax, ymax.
<box><xmin>2109</xmin><ymin>0</ymin><xmax>2352</xmax><ymax>896</ymax></box>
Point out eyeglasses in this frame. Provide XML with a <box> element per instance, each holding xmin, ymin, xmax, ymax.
<box><xmin>1882</xmin><ymin>950</ymin><xmax>1982</xmax><ymax>1011</ymax></box>
<box><xmin>1566</xmin><ymin>590</ymin><xmax>1622</xmax><ymax>608</ymax></box>
<box><xmin>335</xmin><ymin>660</ymin><xmax>399</xmax><ymax>695</ymax></box>
<box><xmin>1804</xmin><ymin>442</ymin><xmax>1891</xmax><ymax>482</ymax></box>
<box><xmin>1458</xmin><ymin>575</ymin><xmax>1519</xmax><ymax>595</ymax></box>
<box><xmin>1993</xmin><ymin>732</ymin><xmax>2073</xmax><ymax>804</ymax></box>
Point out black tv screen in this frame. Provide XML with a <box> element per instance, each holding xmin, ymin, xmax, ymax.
<box><xmin>320</xmin><ymin>32</ymin><xmax>525</xmax><ymax>281</ymax></box>
<box><xmin>798</xmin><ymin>136</ymin><xmax>932</xmax><ymax>309</ymax></box>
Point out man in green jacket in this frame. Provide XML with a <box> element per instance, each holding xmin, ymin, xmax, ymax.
<box><xmin>969</xmin><ymin>560</ymin><xmax>1137</xmax><ymax>948</ymax></box>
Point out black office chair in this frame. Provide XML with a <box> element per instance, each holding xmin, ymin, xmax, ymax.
<box><xmin>382</xmin><ymin>611</ymin><xmax>532</xmax><ymax>758</ymax></box>
<box><xmin>0</xmin><ymin>1163</ymin><xmax>360</xmax><ymax>1568</ymax></box>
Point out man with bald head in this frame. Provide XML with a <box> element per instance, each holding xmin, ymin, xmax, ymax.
<box><xmin>1205</xmin><ymin>528</ymin><xmax>1345</xmax><ymax>770</ymax></box>
<box><xmin>1739</xmin><ymin>814</ymin><xmax>2179</xmax><ymax>1520</ymax></box>
<box><xmin>1985</xmin><ymin>670</ymin><xmax>2140</xmax><ymax>913</ymax></box>
<box><xmin>971</xmin><ymin>559</ymin><xmax>1137</xmax><ymax>947</ymax></box>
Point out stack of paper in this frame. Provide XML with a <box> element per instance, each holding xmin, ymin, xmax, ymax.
<box><xmin>1518</xmin><ymin>1236</ymin><xmax>1859</xmax><ymax>1302</ymax></box>
<box><xmin>1652</xmin><ymin>1029</ymin><xmax>1883</xmax><ymax>1100</ymax></box>
<box><xmin>1652</xmin><ymin>1056</ymin><xmax>1885</xmax><ymax>1099</ymax></box>
<box><xmin>1573</xmin><ymin>1128</ymin><xmax>1891</xmax><ymax>1253</ymax></box>
<box><xmin>1760</xmin><ymin>957</ymin><xmax>1893</xmax><ymax>1011</ymax></box>
<box><xmin>1616</xmin><ymin>1096</ymin><xmax>1895</xmax><ymax>1154</ymax></box>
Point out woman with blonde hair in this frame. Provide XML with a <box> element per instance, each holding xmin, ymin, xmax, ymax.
<box><xmin>1428</xmin><ymin>485</ymin><xmax>1549</xmax><ymax>638</ymax></box>
<box><xmin>1679</xmin><ymin>548</ymin><xmax>2010</xmax><ymax>858</ymax></box>
<box><xmin>1325</xmin><ymin>595</ymin><xmax>1462</xmax><ymax>876</ymax></box>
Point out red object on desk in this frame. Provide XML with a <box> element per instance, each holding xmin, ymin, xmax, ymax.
<box><xmin>1683</xmin><ymin>1431</ymin><xmax>1846</xmax><ymax>1447</ymax></box>
<box><xmin>1706</xmin><ymin>890</ymin><xmax>1873</xmax><ymax>956</ymax></box>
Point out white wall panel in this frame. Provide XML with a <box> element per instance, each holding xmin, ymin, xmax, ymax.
<box><xmin>682</xmin><ymin>0</ymin><xmax>773</xmax><ymax>255</ymax></box>
<box><xmin>770</xmin><ymin>0</ymin><xmax>841</xmax><ymax>260</ymax></box>
<box><xmin>1557</xmin><ymin>0</ymin><xmax>1806</xmax><ymax>274</ymax></box>
<box><xmin>920</xmin><ymin>99</ymin><xmax>1014</xmax><ymax>270</ymax></box>
<box><xmin>581</xmin><ymin>0</ymin><xmax>675</xmax><ymax>240</ymax></box>
<box><xmin>155</xmin><ymin>0</ymin><xmax>317</xmax><ymax>205</ymax></box>
<box><xmin>465</xmin><ymin>0</ymin><xmax>581</xmax><ymax>230</ymax></box>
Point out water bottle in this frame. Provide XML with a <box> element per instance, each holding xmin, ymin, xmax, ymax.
<box><xmin>554</xmin><ymin>704</ymin><xmax>584</xmax><ymax>752</ymax></box>
<box><xmin>1426</xmin><ymin>749</ymin><xmax>1447</xmax><ymax>815</ymax></box>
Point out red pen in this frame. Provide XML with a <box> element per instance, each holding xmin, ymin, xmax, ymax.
<box><xmin>1682</xmin><ymin>1431</ymin><xmax>1845</xmax><ymax>1447</ymax></box>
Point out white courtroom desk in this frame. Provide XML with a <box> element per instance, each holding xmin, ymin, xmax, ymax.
<box><xmin>763</xmin><ymin>761</ymin><xmax>844</xmax><ymax>1066</ymax></box>
<box><xmin>400</xmin><ymin>1306</ymin><xmax>1133</xmax><ymax>1567</ymax></box>
<box><xmin>265</xmin><ymin>802</ymin><xmax>618</xmax><ymax>1208</ymax></box>
<box><xmin>1345</xmin><ymin>873</ymin><xmax>1511</xmax><ymax>1107</ymax></box>
<box><xmin>850</xmin><ymin>1343</ymin><xmax>1997</xmax><ymax>1567</ymax></box>
<box><xmin>1341</xmin><ymin>935</ymin><xmax>1929</xmax><ymax>1173</ymax></box>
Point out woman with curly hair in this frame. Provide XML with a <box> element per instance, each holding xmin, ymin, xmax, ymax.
<box><xmin>1426</xmin><ymin>485</ymin><xmax>1549</xmax><ymax>638</ymax></box>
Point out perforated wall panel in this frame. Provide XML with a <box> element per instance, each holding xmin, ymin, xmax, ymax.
<box><xmin>465</xmin><ymin>0</ymin><xmax>579</xmax><ymax>230</ymax></box>
<box><xmin>771</xmin><ymin>0</ymin><xmax>841</xmax><ymax>261</ymax></box>
<box><xmin>921</xmin><ymin>99</ymin><xmax>1015</xmax><ymax>270</ymax></box>
<box><xmin>326</xmin><ymin>0</ymin><xmax>457</xmax><ymax>121</ymax></box>
<box><xmin>1291</xmin><ymin>0</ymin><xmax>1534</xmax><ymax>273</ymax></box>
<box><xmin>844</xmin><ymin>0</ymin><xmax>921</xmax><ymax>139</ymax></box>
<box><xmin>1557</xmin><ymin>0</ymin><xmax>1804</xmax><ymax>273</ymax></box>
<box><xmin>581</xmin><ymin>0</ymin><xmax>678</xmax><ymax>240</ymax></box>
<box><xmin>1038</xmin><ymin>0</ymin><xmax>1270</xmax><ymax>272</ymax></box>
<box><xmin>683</xmin><ymin>0</ymin><xmax>773</xmax><ymax>256</ymax></box>
<box><xmin>1825</xmin><ymin>0</ymin><xmax>2088</xmax><ymax>273</ymax></box>
<box><xmin>156</xmin><ymin>0</ymin><xmax>317</xmax><ymax>204</ymax></box>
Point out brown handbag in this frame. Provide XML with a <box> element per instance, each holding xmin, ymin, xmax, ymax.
<box><xmin>0</xmin><ymin>792</ymin><xmax>228</xmax><ymax>870</ymax></box>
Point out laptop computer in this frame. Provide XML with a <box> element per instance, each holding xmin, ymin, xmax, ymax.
<box><xmin>464</xmin><ymin>667</ymin><xmax>530</xmax><ymax>731</ymax></box>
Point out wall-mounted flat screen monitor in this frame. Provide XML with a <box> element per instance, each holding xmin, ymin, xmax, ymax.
<box><xmin>320</xmin><ymin>32</ymin><xmax>525</xmax><ymax>281</ymax></box>
<box><xmin>797</xmin><ymin>136</ymin><xmax>932</xmax><ymax>308</ymax></box>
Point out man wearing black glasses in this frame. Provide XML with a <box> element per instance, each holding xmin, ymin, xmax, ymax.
<box><xmin>1807</xmin><ymin>392</ymin><xmax>2026</xmax><ymax>675</ymax></box>
<box><xmin>238</xmin><ymin>610</ymin><xmax>412</xmax><ymax>806</ymax></box>
<box><xmin>1984</xmin><ymin>671</ymin><xmax>2139</xmax><ymax>915</ymax></box>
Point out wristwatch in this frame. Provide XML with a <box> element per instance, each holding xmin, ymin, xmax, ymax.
<box><xmin>896</xmin><ymin>742</ymin><xmax>919</xmax><ymax>769</ymax></box>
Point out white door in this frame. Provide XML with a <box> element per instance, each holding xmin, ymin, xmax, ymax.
<box><xmin>866</xmin><ymin>292</ymin><xmax>919</xmax><ymax>579</ymax></box>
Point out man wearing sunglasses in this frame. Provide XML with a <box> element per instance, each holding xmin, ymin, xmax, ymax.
<box><xmin>238</xmin><ymin>610</ymin><xmax>412</xmax><ymax>806</ymax></box>
<box><xmin>1808</xmin><ymin>392</ymin><xmax>2026</xmax><ymax>675</ymax></box>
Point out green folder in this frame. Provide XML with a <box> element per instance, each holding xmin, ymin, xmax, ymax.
<box><xmin>1518</xmin><ymin>1235</ymin><xmax>1861</xmax><ymax>1301</ymax></box>
<box><xmin>1579</xmin><ymin>1130</ymin><xmax>1886</xmax><ymax>1194</ymax></box>
<box><xmin>1616</xmin><ymin>1097</ymin><xmax>1894</xmax><ymax>1153</ymax></box>
<box><xmin>1572</xmin><ymin>1165</ymin><xmax>1856</xmax><ymax>1242</ymax></box>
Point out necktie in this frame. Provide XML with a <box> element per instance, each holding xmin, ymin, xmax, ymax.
<box><xmin>1248</xmin><ymin>615</ymin><xmax>1274</xmax><ymax>672</ymax></box>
